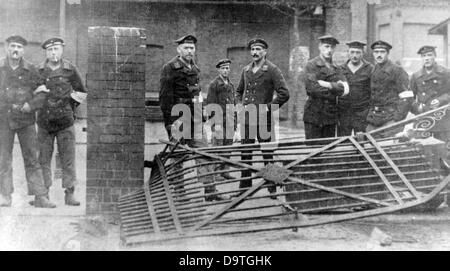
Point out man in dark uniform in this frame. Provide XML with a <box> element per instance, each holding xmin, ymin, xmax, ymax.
<box><xmin>159</xmin><ymin>35</ymin><xmax>227</xmax><ymax>201</ymax></box>
<box><xmin>33</xmin><ymin>37</ymin><xmax>87</xmax><ymax>206</ymax></box>
<box><xmin>303</xmin><ymin>35</ymin><xmax>349</xmax><ymax>140</ymax></box>
<box><xmin>410</xmin><ymin>45</ymin><xmax>450</xmax><ymax>162</ymax></box>
<box><xmin>0</xmin><ymin>35</ymin><xmax>55</xmax><ymax>208</ymax></box>
<box><xmin>338</xmin><ymin>40</ymin><xmax>373</xmax><ymax>136</ymax></box>
<box><xmin>206</xmin><ymin>58</ymin><xmax>236</xmax><ymax>180</ymax></box>
<box><xmin>235</xmin><ymin>38</ymin><xmax>289</xmax><ymax>194</ymax></box>
<box><xmin>366</xmin><ymin>40</ymin><xmax>413</xmax><ymax>137</ymax></box>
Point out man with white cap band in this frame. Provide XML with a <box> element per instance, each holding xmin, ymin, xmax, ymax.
<box><xmin>32</xmin><ymin>37</ymin><xmax>87</xmax><ymax>206</ymax></box>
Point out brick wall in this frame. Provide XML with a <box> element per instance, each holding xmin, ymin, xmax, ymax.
<box><xmin>76</xmin><ymin>2</ymin><xmax>298</xmax><ymax>120</ymax></box>
<box><xmin>86</xmin><ymin>26</ymin><xmax>146</xmax><ymax>215</ymax></box>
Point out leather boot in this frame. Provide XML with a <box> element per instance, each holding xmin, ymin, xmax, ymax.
<box><xmin>29</xmin><ymin>194</ymin><xmax>49</xmax><ymax>206</ymax></box>
<box><xmin>0</xmin><ymin>194</ymin><xmax>12</xmax><ymax>207</ymax></box>
<box><xmin>65</xmin><ymin>187</ymin><xmax>80</xmax><ymax>206</ymax></box>
<box><xmin>34</xmin><ymin>195</ymin><xmax>56</xmax><ymax>208</ymax></box>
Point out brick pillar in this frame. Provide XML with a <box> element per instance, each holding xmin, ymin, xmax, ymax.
<box><xmin>86</xmin><ymin>26</ymin><xmax>146</xmax><ymax>215</ymax></box>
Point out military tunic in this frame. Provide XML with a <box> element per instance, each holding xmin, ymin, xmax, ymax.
<box><xmin>159</xmin><ymin>56</ymin><xmax>202</xmax><ymax>140</ymax></box>
<box><xmin>235</xmin><ymin>59</ymin><xmax>289</xmax><ymax>188</ymax></box>
<box><xmin>303</xmin><ymin>56</ymin><xmax>347</xmax><ymax>139</ymax></box>
<box><xmin>159</xmin><ymin>55</ymin><xmax>216</xmax><ymax>193</ymax></box>
<box><xmin>338</xmin><ymin>60</ymin><xmax>373</xmax><ymax>136</ymax></box>
<box><xmin>37</xmin><ymin>59</ymin><xmax>87</xmax><ymax>132</ymax></box>
<box><xmin>366</xmin><ymin>60</ymin><xmax>411</xmax><ymax>137</ymax></box>
<box><xmin>206</xmin><ymin>75</ymin><xmax>235</xmax><ymax>146</ymax></box>
<box><xmin>37</xmin><ymin>59</ymin><xmax>87</xmax><ymax>190</ymax></box>
<box><xmin>0</xmin><ymin>58</ymin><xmax>47</xmax><ymax>197</ymax></box>
<box><xmin>410</xmin><ymin>63</ymin><xmax>450</xmax><ymax>160</ymax></box>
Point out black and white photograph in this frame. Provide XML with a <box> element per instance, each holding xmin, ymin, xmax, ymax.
<box><xmin>0</xmin><ymin>0</ymin><xmax>450</xmax><ymax>252</ymax></box>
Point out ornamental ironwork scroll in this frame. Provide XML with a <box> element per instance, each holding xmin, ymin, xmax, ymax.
<box><xmin>412</xmin><ymin>106</ymin><xmax>450</xmax><ymax>138</ymax></box>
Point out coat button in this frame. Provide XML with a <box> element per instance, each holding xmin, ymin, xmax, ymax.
<box><xmin>422</xmin><ymin>82</ymin><xmax>425</xmax><ymax>85</ymax></box>
<box><xmin>46</xmin><ymin>79</ymin><xmax>50</xmax><ymax>81</ymax></box>
<box><xmin>19</xmin><ymin>76</ymin><xmax>22</xmax><ymax>79</ymax></box>
<box><xmin>422</xmin><ymin>92</ymin><xmax>426</xmax><ymax>96</ymax></box>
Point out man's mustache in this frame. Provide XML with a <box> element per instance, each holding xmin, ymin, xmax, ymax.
<box><xmin>252</xmin><ymin>54</ymin><xmax>259</xmax><ymax>57</ymax></box>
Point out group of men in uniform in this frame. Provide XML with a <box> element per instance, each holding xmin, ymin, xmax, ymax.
<box><xmin>160</xmin><ymin>33</ymin><xmax>450</xmax><ymax>200</ymax></box>
<box><xmin>304</xmin><ymin>34</ymin><xmax>450</xmax><ymax>151</ymax></box>
<box><xmin>159</xmin><ymin>35</ymin><xmax>289</xmax><ymax>200</ymax></box>
<box><xmin>0</xmin><ymin>35</ymin><xmax>87</xmax><ymax>208</ymax></box>
<box><xmin>2</xmin><ymin>31</ymin><xmax>447</xmax><ymax>207</ymax></box>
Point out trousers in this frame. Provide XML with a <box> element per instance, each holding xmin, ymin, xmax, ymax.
<box><xmin>38</xmin><ymin>125</ymin><xmax>77</xmax><ymax>189</ymax></box>
<box><xmin>0</xmin><ymin>122</ymin><xmax>47</xmax><ymax>196</ymax></box>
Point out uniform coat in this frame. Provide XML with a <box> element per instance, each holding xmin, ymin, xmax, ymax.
<box><xmin>0</xmin><ymin>58</ymin><xmax>45</xmax><ymax>130</ymax></box>
<box><xmin>410</xmin><ymin>63</ymin><xmax>450</xmax><ymax>131</ymax></box>
<box><xmin>338</xmin><ymin>60</ymin><xmax>373</xmax><ymax>136</ymax></box>
<box><xmin>37</xmin><ymin>59</ymin><xmax>87</xmax><ymax>190</ymax></box>
<box><xmin>235</xmin><ymin>59</ymin><xmax>289</xmax><ymax>108</ymax></box>
<box><xmin>303</xmin><ymin>56</ymin><xmax>347</xmax><ymax>139</ymax></box>
<box><xmin>0</xmin><ymin>57</ymin><xmax>47</xmax><ymax>197</ymax></box>
<box><xmin>366</xmin><ymin>60</ymin><xmax>411</xmax><ymax>128</ymax></box>
<box><xmin>206</xmin><ymin>75</ymin><xmax>235</xmax><ymax>145</ymax></box>
<box><xmin>235</xmin><ymin>58</ymin><xmax>289</xmax><ymax>188</ymax></box>
<box><xmin>410</xmin><ymin>63</ymin><xmax>450</xmax><ymax>161</ymax></box>
<box><xmin>159</xmin><ymin>56</ymin><xmax>201</xmax><ymax>137</ymax></box>
<box><xmin>37</xmin><ymin>59</ymin><xmax>87</xmax><ymax>133</ymax></box>
<box><xmin>159</xmin><ymin>55</ymin><xmax>216</xmax><ymax>193</ymax></box>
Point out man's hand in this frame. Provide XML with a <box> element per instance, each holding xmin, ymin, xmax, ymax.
<box><xmin>317</xmin><ymin>80</ymin><xmax>332</xmax><ymax>89</ymax></box>
<box><xmin>430</xmin><ymin>99</ymin><xmax>440</xmax><ymax>109</ymax></box>
<box><xmin>20</xmin><ymin>102</ymin><xmax>32</xmax><ymax>113</ymax></box>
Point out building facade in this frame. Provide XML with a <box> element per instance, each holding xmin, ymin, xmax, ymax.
<box><xmin>0</xmin><ymin>0</ymin><xmax>368</xmax><ymax>126</ymax></box>
<box><xmin>374</xmin><ymin>0</ymin><xmax>450</xmax><ymax>74</ymax></box>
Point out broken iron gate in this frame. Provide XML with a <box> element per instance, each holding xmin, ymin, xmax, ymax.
<box><xmin>118</xmin><ymin>104</ymin><xmax>450</xmax><ymax>245</ymax></box>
